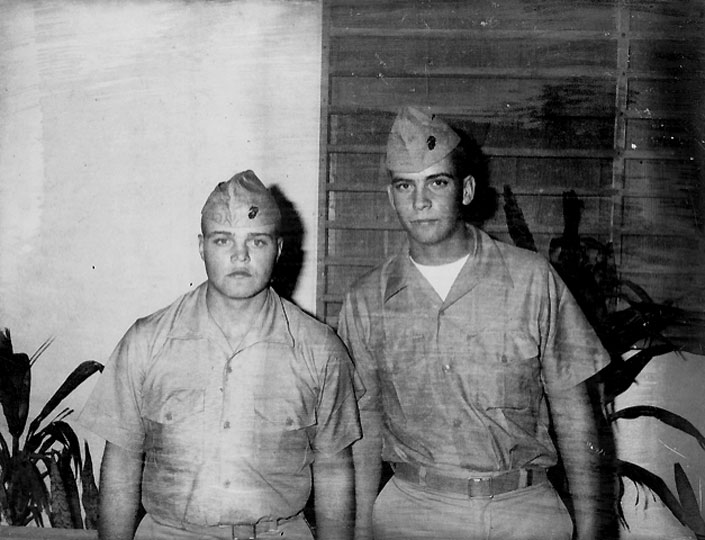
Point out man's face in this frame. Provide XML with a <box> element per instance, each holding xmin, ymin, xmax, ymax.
<box><xmin>387</xmin><ymin>153</ymin><xmax>474</xmax><ymax>252</ymax></box>
<box><xmin>199</xmin><ymin>219</ymin><xmax>282</xmax><ymax>302</ymax></box>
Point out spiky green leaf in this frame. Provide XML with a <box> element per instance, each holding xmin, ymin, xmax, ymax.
<box><xmin>27</xmin><ymin>360</ymin><xmax>103</xmax><ymax>438</ymax></box>
<box><xmin>81</xmin><ymin>442</ymin><xmax>99</xmax><ymax>529</ymax></box>
<box><xmin>58</xmin><ymin>449</ymin><xmax>83</xmax><ymax>528</ymax></box>
<box><xmin>6</xmin><ymin>456</ymin><xmax>48</xmax><ymax>526</ymax></box>
<box><xmin>28</xmin><ymin>336</ymin><xmax>55</xmax><ymax>367</ymax></box>
<box><xmin>620</xmin><ymin>280</ymin><xmax>655</xmax><ymax>305</ymax></box>
<box><xmin>0</xmin><ymin>349</ymin><xmax>31</xmax><ymax>440</ymax></box>
<box><xmin>29</xmin><ymin>421</ymin><xmax>83</xmax><ymax>474</ymax></box>
<box><xmin>601</xmin><ymin>345</ymin><xmax>674</xmax><ymax>404</ymax></box>
<box><xmin>617</xmin><ymin>459</ymin><xmax>688</xmax><ymax>527</ymax></box>
<box><xmin>48</xmin><ymin>457</ymin><xmax>72</xmax><ymax>528</ymax></box>
<box><xmin>674</xmin><ymin>463</ymin><xmax>705</xmax><ymax>536</ymax></box>
<box><xmin>610</xmin><ymin>406</ymin><xmax>705</xmax><ymax>452</ymax></box>
<box><xmin>502</xmin><ymin>185</ymin><xmax>537</xmax><ymax>252</ymax></box>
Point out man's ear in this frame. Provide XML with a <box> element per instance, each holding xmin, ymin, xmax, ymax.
<box><xmin>198</xmin><ymin>234</ymin><xmax>205</xmax><ymax>261</ymax></box>
<box><xmin>387</xmin><ymin>184</ymin><xmax>397</xmax><ymax>211</ymax></box>
<box><xmin>462</xmin><ymin>175</ymin><xmax>476</xmax><ymax>206</ymax></box>
<box><xmin>276</xmin><ymin>237</ymin><xmax>283</xmax><ymax>262</ymax></box>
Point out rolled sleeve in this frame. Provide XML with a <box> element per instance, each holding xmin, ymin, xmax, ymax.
<box><xmin>311</xmin><ymin>335</ymin><xmax>362</xmax><ymax>456</ymax></box>
<box><xmin>77</xmin><ymin>323</ymin><xmax>146</xmax><ymax>453</ymax></box>
<box><xmin>338</xmin><ymin>291</ymin><xmax>379</xmax><ymax>418</ymax></box>
<box><xmin>540</xmin><ymin>268</ymin><xmax>611</xmax><ymax>395</ymax></box>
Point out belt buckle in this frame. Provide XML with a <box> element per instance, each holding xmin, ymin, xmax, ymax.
<box><xmin>230</xmin><ymin>522</ymin><xmax>256</xmax><ymax>540</ymax></box>
<box><xmin>468</xmin><ymin>476</ymin><xmax>493</xmax><ymax>498</ymax></box>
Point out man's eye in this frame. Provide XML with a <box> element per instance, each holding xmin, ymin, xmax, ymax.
<box><xmin>251</xmin><ymin>238</ymin><xmax>269</xmax><ymax>248</ymax></box>
<box><xmin>213</xmin><ymin>237</ymin><xmax>230</xmax><ymax>246</ymax></box>
<box><xmin>431</xmin><ymin>178</ymin><xmax>449</xmax><ymax>187</ymax></box>
<box><xmin>394</xmin><ymin>182</ymin><xmax>411</xmax><ymax>191</ymax></box>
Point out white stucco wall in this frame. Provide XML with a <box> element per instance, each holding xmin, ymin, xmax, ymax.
<box><xmin>0</xmin><ymin>0</ymin><xmax>322</xmax><ymax>467</ymax></box>
<box><xmin>615</xmin><ymin>351</ymin><xmax>705</xmax><ymax>539</ymax></box>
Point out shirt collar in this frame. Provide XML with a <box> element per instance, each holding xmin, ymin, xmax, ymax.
<box><xmin>168</xmin><ymin>282</ymin><xmax>295</xmax><ymax>349</ymax></box>
<box><xmin>383</xmin><ymin>225</ymin><xmax>514</xmax><ymax>306</ymax></box>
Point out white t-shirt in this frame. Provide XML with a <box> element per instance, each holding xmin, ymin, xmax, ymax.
<box><xmin>411</xmin><ymin>254</ymin><xmax>469</xmax><ymax>300</ymax></box>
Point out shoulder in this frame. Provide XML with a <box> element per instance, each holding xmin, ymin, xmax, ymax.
<box><xmin>344</xmin><ymin>254</ymin><xmax>399</xmax><ymax>302</ymax></box>
<box><xmin>133</xmin><ymin>287</ymin><xmax>195</xmax><ymax>329</ymax></box>
<box><xmin>490</xmin><ymin>233</ymin><xmax>549</xmax><ymax>269</ymax></box>
<box><xmin>279</xmin><ymin>296</ymin><xmax>345</xmax><ymax>350</ymax></box>
<box><xmin>128</xmin><ymin>285</ymin><xmax>202</xmax><ymax>352</ymax></box>
<box><xmin>483</xmin><ymin>232</ymin><xmax>554</xmax><ymax>281</ymax></box>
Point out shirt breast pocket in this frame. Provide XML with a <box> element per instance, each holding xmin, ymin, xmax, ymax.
<box><xmin>500</xmin><ymin>335</ymin><xmax>541</xmax><ymax>410</ymax></box>
<box><xmin>143</xmin><ymin>388</ymin><xmax>206</xmax><ymax>460</ymax></box>
<box><xmin>254</xmin><ymin>398</ymin><xmax>316</xmax><ymax>468</ymax></box>
<box><xmin>467</xmin><ymin>331</ymin><xmax>541</xmax><ymax>411</ymax></box>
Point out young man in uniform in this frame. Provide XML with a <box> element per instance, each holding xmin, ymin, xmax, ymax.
<box><xmin>80</xmin><ymin>170</ymin><xmax>360</xmax><ymax>540</ymax></box>
<box><xmin>338</xmin><ymin>107</ymin><xmax>610</xmax><ymax>540</ymax></box>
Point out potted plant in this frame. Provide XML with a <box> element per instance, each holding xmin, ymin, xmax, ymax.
<box><xmin>502</xmin><ymin>187</ymin><xmax>705</xmax><ymax>540</ymax></box>
<box><xmin>0</xmin><ymin>327</ymin><xmax>102</xmax><ymax>530</ymax></box>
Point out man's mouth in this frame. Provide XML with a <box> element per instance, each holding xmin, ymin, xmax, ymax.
<box><xmin>411</xmin><ymin>219</ymin><xmax>437</xmax><ymax>226</ymax></box>
<box><xmin>228</xmin><ymin>270</ymin><xmax>252</xmax><ymax>278</ymax></box>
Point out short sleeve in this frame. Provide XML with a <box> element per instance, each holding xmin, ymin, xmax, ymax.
<box><xmin>337</xmin><ymin>290</ymin><xmax>378</xmax><ymax>417</ymax></box>
<box><xmin>540</xmin><ymin>267</ymin><xmax>611</xmax><ymax>395</ymax></box>
<box><xmin>310</xmin><ymin>333</ymin><xmax>362</xmax><ymax>456</ymax></box>
<box><xmin>77</xmin><ymin>322</ymin><xmax>147</xmax><ymax>453</ymax></box>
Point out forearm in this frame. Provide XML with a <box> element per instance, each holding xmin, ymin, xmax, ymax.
<box><xmin>551</xmin><ymin>383</ymin><xmax>601</xmax><ymax>540</ymax></box>
<box><xmin>98</xmin><ymin>441</ymin><xmax>144</xmax><ymax>540</ymax></box>
<box><xmin>351</xmin><ymin>410</ymin><xmax>382</xmax><ymax>540</ymax></box>
<box><xmin>314</xmin><ymin>447</ymin><xmax>354</xmax><ymax>540</ymax></box>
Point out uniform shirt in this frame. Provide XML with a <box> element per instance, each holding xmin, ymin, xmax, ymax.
<box><xmin>79</xmin><ymin>283</ymin><xmax>361</xmax><ymax>525</ymax></box>
<box><xmin>338</xmin><ymin>226</ymin><xmax>610</xmax><ymax>475</ymax></box>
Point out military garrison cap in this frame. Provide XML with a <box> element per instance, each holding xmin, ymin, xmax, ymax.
<box><xmin>201</xmin><ymin>170</ymin><xmax>281</xmax><ymax>228</ymax></box>
<box><xmin>385</xmin><ymin>106</ymin><xmax>461</xmax><ymax>174</ymax></box>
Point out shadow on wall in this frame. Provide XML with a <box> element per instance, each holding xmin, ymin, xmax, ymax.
<box><xmin>269</xmin><ymin>185</ymin><xmax>305</xmax><ymax>304</ymax></box>
<box><xmin>454</xmin><ymin>127</ymin><xmax>498</xmax><ymax>228</ymax></box>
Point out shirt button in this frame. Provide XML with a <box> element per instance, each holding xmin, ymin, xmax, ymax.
<box><xmin>442</xmin><ymin>364</ymin><xmax>452</xmax><ymax>373</ymax></box>
<box><xmin>165</xmin><ymin>412</ymin><xmax>172</xmax><ymax>421</ymax></box>
<box><xmin>224</xmin><ymin>480</ymin><xmax>231</xmax><ymax>488</ymax></box>
<box><xmin>225</xmin><ymin>363</ymin><xmax>233</xmax><ymax>374</ymax></box>
<box><xmin>223</xmin><ymin>420</ymin><xmax>231</xmax><ymax>429</ymax></box>
<box><xmin>501</xmin><ymin>354</ymin><xmax>508</xmax><ymax>363</ymax></box>
<box><xmin>453</xmin><ymin>419</ymin><xmax>462</xmax><ymax>428</ymax></box>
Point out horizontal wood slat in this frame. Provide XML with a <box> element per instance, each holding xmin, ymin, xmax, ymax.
<box><xmin>329</xmin><ymin>0</ymin><xmax>615</xmax><ymax>32</ymax></box>
<box><xmin>330</xmin><ymin>36</ymin><xmax>617</xmax><ymax>76</ymax></box>
<box><xmin>330</xmin><ymin>77</ymin><xmax>616</xmax><ymax>118</ymax></box>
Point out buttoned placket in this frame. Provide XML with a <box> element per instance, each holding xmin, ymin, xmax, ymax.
<box><xmin>217</xmin><ymin>346</ymin><xmax>256</xmax><ymax>520</ymax></box>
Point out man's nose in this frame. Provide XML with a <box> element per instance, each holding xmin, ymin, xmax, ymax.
<box><xmin>230</xmin><ymin>243</ymin><xmax>250</xmax><ymax>262</ymax></box>
<box><xmin>413</xmin><ymin>186</ymin><xmax>431</xmax><ymax>210</ymax></box>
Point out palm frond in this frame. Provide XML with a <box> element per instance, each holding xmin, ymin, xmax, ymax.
<box><xmin>58</xmin><ymin>449</ymin><xmax>83</xmax><ymax>528</ymax></box>
<box><xmin>674</xmin><ymin>463</ymin><xmax>705</xmax><ymax>537</ymax></box>
<box><xmin>26</xmin><ymin>360</ymin><xmax>104</xmax><ymax>439</ymax></box>
<box><xmin>0</xmin><ymin>349</ymin><xmax>31</xmax><ymax>441</ymax></box>
<box><xmin>48</xmin><ymin>458</ymin><xmax>72</xmax><ymax>528</ymax></box>
<box><xmin>0</xmin><ymin>431</ymin><xmax>10</xmax><ymax>465</ymax></box>
<box><xmin>502</xmin><ymin>185</ymin><xmax>537</xmax><ymax>252</ymax></box>
<box><xmin>609</xmin><ymin>406</ymin><xmax>705</xmax><ymax>452</ymax></box>
<box><xmin>80</xmin><ymin>442</ymin><xmax>99</xmax><ymax>530</ymax></box>
<box><xmin>617</xmin><ymin>459</ymin><xmax>689</xmax><ymax>528</ymax></box>
<box><xmin>601</xmin><ymin>345</ymin><xmax>675</xmax><ymax>404</ymax></box>
<box><xmin>620</xmin><ymin>280</ymin><xmax>655</xmax><ymax>305</ymax></box>
<box><xmin>29</xmin><ymin>421</ymin><xmax>83</xmax><ymax>475</ymax></box>
<box><xmin>28</xmin><ymin>337</ymin><xmax>55</xmax><ymax>367</ymax></box>
<box><xmin>7</xmin><ymin>457</ymin><xmax>49</xmax><ymax>526</ymax></box>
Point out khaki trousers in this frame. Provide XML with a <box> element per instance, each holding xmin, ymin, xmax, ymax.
<box><xmin>134</xmin><ymin>513</ymin><xmax>314</xmax><ymax>540</ymax></box>
<box><xmin>372</xmin><ymin>476</ymin><xmax>574</xmax><ymax>540</ymax></box>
